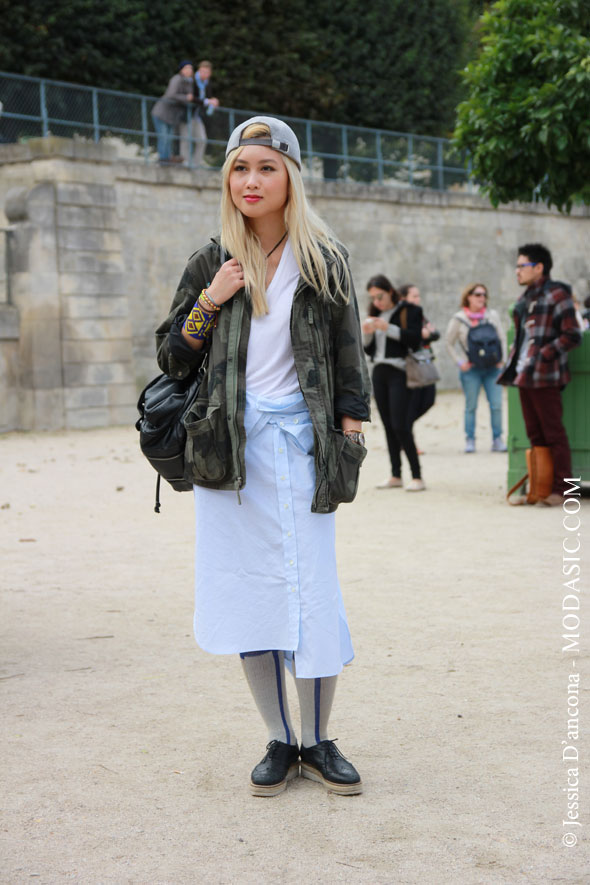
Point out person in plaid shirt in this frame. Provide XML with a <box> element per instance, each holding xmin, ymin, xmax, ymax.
<box><xmin>498</xmin><ymin>243</ymin><xmax>582</xmax><ymax>505</ymax></box>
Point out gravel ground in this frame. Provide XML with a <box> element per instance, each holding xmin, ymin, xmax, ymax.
<box><xmin>1</xmin><ymin>391</ymin><xmax>587</xmax><ymax>884</ymax></box>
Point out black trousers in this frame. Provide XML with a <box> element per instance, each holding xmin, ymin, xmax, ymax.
<box><xmin>372</xmin><ymin>363</ymin><xmax>421</xmax><ymax>479</ymax></box>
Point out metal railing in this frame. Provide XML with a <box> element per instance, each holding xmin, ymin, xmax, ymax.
<box><xmin>0</xmin><ymin>70</ymin><xmax>472</xmax><ymax>191</ymax></box>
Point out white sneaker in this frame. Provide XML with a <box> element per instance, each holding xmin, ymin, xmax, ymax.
<box><xmin>376</xmin><ymin>477</ymin><xmax>403</xmax><ymax>489</ymax></box>
<box><xmin>406</xmin><ymin>478</ymin><xmax>426</xmax><ymax>492</ymax></box>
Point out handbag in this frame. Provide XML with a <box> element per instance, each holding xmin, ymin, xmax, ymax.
<box><xmin>506</xmin><ymin>446</ymin><xmax>554</xmax><ymax>505</ymax></box>
<box><xmin>399</xmin><ymin>305</ymin><xmax>441</xmax><ymax>388</ymax></box>
<box><xmin>136</xmin><ymin>353</ymin><xmax>208</xmax><ymax>512</ymax></box>
<box><xmin>405</xmin><ymin>349</ymin><xmax>440</xmax><ymax>389</ymax></box>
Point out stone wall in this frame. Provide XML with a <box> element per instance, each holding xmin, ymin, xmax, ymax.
<box><xmin>1</xmin><ymin>137</ymin><xmax>589</xmax><ymax>431</ymax></box>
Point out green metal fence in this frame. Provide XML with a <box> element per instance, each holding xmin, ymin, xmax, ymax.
<box><xmin>0</xmin><ymin>70</ymin><xmax>472</xmax><ymax>190</ymax></box>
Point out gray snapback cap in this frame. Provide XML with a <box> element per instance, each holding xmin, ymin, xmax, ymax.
<box><xmin>225</xmin><ymin>116</ymin><xmax>302</xmax><ymax>169</ymax></box>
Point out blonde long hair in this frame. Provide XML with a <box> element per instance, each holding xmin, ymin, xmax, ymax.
<box><xmin>220</xmin><ymin>122</ymin><xmax>350</xmax><ymax>317</ymax></box>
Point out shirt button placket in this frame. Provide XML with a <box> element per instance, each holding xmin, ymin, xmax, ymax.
<box><xmin>272</xmin><ymin>419</ymin><xmax>299</xmax><ymax>646</ymax></box>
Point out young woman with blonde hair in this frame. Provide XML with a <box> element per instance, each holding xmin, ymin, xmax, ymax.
<box><xmin>156</xmin><ymin>117</ymin><xmax>370</xmax><ymax>797</ymax></box>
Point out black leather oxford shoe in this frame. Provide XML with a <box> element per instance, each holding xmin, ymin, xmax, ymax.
<box><xmin>250</xmin><ymin>740</ymin><xmax>300</xmax><ymax>797</ymax></box>
<box><xmin>299</xmin><ymin>740</ymin><xmax>362</xmax><ymax>795</ymax></box>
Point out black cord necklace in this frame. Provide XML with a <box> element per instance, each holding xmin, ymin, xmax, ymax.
<box><xmin>265</xmin><ymin>230</ymin><xmax>288</xmax><ymax>259</ymax></box>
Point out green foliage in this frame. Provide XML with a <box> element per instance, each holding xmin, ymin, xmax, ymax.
<box><xmin>1</xmin><ymin>0</ymin><xmax>470</xmax><ymax>137</ymax></box>
<box><xmin>454</xmin><ymin>0</ymin><xmax>590</xmax><ymax>211</ymax></box>
<box><xmin>0</xmin><ymin>0</ymin><xmax>192</xmax><ymax>95</ymax></box>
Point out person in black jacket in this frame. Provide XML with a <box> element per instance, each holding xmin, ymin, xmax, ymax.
<box><xmin>363</xmin><ymin>274</ymin><xmax>425</xmax><ymax>491</ymax></box>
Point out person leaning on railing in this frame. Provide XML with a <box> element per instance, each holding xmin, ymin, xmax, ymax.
<box><xmin>179</xmin><ymin>60</ymin><xmax>220</xmax><ymax>167</ymax></box>
<box><xmin>151</xmin><ymin>60</ymin><xmax>194</xmax><ymax>164</ymax></box>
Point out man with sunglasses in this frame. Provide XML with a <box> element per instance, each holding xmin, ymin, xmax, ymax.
<box><xmin>498</xmin><ymin>243</ymin><xmax>582</xmax><ymax>505</ymax></box>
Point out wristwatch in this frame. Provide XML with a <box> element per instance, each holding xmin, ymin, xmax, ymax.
<box><xmin>343</xmin><ymin>430</ymin><xmax>366</xmax><ymax>446</ymax></box>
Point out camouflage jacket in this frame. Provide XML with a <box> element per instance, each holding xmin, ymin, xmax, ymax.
<box><xmin>155</xmin><ymin>239</ymin><xmax>371</xmax><ymax>513</ymax></box>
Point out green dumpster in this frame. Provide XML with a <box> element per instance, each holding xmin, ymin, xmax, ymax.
<box><xmin>507</xmin><ymin>328</ymin><xmax>590</xmax><ymax>492</ymax></box>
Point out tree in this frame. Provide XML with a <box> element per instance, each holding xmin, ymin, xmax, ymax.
<box><xmin>1</xmin><ymin>0</ymin><xmax>470</xmax><ymax>138</ymax></box>
<box><xmin>453</xmin><ymin>0</ymin><xmax>590</xmax><ymax>211</ymax></box>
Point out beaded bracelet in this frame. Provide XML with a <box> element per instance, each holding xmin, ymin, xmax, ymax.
<box><xmin>183</xmin><ymin>300</ymin><xmax>217</xmax><ymax>340</ymax></box>
<box><xmin>200</xmin><ymin>288</ymin><xmax>220</xmax><ymax>313</ymax></box>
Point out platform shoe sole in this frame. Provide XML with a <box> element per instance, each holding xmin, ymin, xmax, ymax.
<box><xmin>250</xmin><ymin>762</ymin><xmax>299</xmax><ymax>797</ymax></box>
<box><xmin>300</xmin><ymin>762</ymin><xmax>363</xmax><ymax>795</ymax></box>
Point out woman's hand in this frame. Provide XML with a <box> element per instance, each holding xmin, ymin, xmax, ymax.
<box><xmin>370</xmin><ymin>317</ymin><xmax>389</xmax><ymax>331</ymax></box>
<box><xmin>341</xmin><ymin>416</ymin><xmax>362</xmax><ymax>434</ymax></box>
<box><xmin>459</xmin><ymin>361</ymin><xmax>472</xmax><ymax>372</ymax></box>
<box><xmin>362</xmin><ymin>318</ymin><xmax>376</xmax><ymax>334</ymax></box>
<box><xmin>422</xmin><ymin>322</ymin><xmax>436</xmax><ymax>339</ymax></box>
<box><xmin>207</xmin><ymin>258</ymin><xmax>245</xmax><ymax>306</ymax></box>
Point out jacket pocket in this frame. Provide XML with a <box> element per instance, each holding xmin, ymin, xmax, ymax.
<box><xmin>326</xmin><ymin>430</ymin><xmax>367</xmax><ymax>506</ymax></box>
<box><xmin>184</xmin><ymin>403</ymin><xmax>229</xmax><ymax>483</ymax></box>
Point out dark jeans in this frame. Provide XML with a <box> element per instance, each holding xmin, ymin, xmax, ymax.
<box><xmin>519</xmin><ymin>386</ymin><xmax>573</xmax><ymax>494</ymax></box>
<box><xmin>152</xmin><ymin>113</ymin><xmax>174</xmax><ymax>161</ymax></box>
<box><xmin>372</xmin><ymin>363</ymin><xmax>421</xmax><ymax>479</ymax></box>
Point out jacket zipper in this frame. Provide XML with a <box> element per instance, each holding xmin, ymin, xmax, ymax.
<box><xmin>226</xmin><ymin>295</ymin><xmax>245</xmax><ymax>504</ymax></box>
<box><xmin>305</xmin><ymin>302</ymin><xmax>330</xmax><ymax>511</ymax></box>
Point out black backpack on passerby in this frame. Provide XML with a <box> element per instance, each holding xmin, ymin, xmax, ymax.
<box><xmin>467</xmin><ymin>320</ymin><xmax>502</xmax><ymax>369</ymax></box>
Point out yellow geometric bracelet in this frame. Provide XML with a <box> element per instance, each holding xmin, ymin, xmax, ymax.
<box><xmin>183</xmin><ymin>300</ymin><xmax>217</xmax><ymax>340</ymax></box>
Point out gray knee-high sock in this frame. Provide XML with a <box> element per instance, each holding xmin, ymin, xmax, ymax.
<box><xmin>240</xmin><ymin>650</ymin><xmax>298</xmax><ymax>746</ymax></box>
<box><xmin>295</xmin><ymin>674</ymin><xmax>338</xmax><ymax>748</ymax></box>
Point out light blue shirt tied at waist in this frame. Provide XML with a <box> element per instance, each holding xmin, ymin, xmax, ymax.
<box><xmin>192</xmin><ymin>388</ymin><xmax>354</xmax><ymax>678</ymax></box>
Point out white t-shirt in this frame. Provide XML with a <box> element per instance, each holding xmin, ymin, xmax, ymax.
<box><xmin>245</xmin><ymin>239</ymin><xmax>301</xmax><ymax>398</ymax></box>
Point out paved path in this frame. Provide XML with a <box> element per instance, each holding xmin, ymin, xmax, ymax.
<box><xmin>1</xmin><ymin>392</ymin><xmax>587</xmax><ymax>884</ymax></box>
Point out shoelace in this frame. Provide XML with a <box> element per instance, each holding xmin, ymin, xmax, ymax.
<box><xmin>265</xmin><ymin>739</ymin><xmax>296</xmax><ymax>757</ymax></box>
<box><xmin>324</xmin><ymin>739</ymin><xmax>344</xmax><ymax>759</ymax></box>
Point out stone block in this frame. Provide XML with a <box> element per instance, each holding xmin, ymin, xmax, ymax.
<box><xmin>30</xmin><ymin>388</ymin><xmax>65</xmax><ymax>431</ymax></box>
<box><xmin>56</xmin><ymin>182</ymin><xmax>117</xmax><ymax>207</ymax></box>
<box><xmin>59</xmin><ymin>272</ymin><xmax>126</xmax><ymax>296</ymax></box>
<box><xmin>0</xmin><ymin>338</ymin><xmax>20</xmax><ymax>431</ymax></box>
<box><xmin>58</xmin><ymin>251</ymin><xmax>124</xmax><ymax>275</ymax></box>
<box><xmin>18</xmin><ymin>136</ymin><xmax>117</xmax><ymax>164</ymax></box>
<box><xmin>107</xmin><ymin>383</ymin><xmax>138</xmax><ymax>407</ymax></box>
<box><xmin>108</xmin><ymin>403</ymin><xmax>137</xmax><ymax>426</ymax></box>
<box><xmin>11</xmin><ymin>271</ymin><xmax>60</xmax><ymax>308</ymax></box>
<box><xmin>0</xmin><ymin>387</ymin><xmax>20</xmax><ymax>432</ymax></box>
<box><xmin>0</xmin><ymin>305</ymin><xmax>19</xmax><ymax>340</ymax></box>
<box><xmin>18</xmin><ymin>317</ymin><xmax>62</xmax><ymax>389</ymax></box>
<box><xmin>61</xmin><ymin>295</ymin><xmax>129</xmax><ymax>320</ymax></box>
<box><xmin>57</xmin><ymin>227</ymin><xmax>121</xmax><ymax>252</ymax></box>
<box><xmin>61</xmin><ymin>317</ymin><xmax>132</xmax><ymax>341</ymax></box>
<box><xmin>5</xmin><ymin>183</ymin><xmax>55</xmax><ymax>223</ymax></box>
<box><xmin>62</xmin><ymin>338</ymin><xmax>132</xmax><ymax>363</ymax></box>
<box><xmin>57</xmin><ymin>205</ymin><xmax>119</xmax><ymax>231</ymax></box>
<box><xmin>64</xmin><ymin>386</ymin><xmax>109</xmax><ymax>409</ymax></box>
<box><xmin>63</xmin><ymin>361</ymin><xmax>135</xmax><ymax>386</ymax></box>
<box><xmin>65</xmin><ymin>407</ymin><xmax>111</xmax><ymax>429</ymax></box>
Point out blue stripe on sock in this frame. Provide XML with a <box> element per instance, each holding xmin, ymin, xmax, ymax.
<box><xmin>314</xmin><ymin>678</ymin><xmax>321</xmax><ymax>744</ymax></box>
<box><xmin>272</xmin><ymin>650</ymin><xmax>291</xmax><ymax>745</ymax></box>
